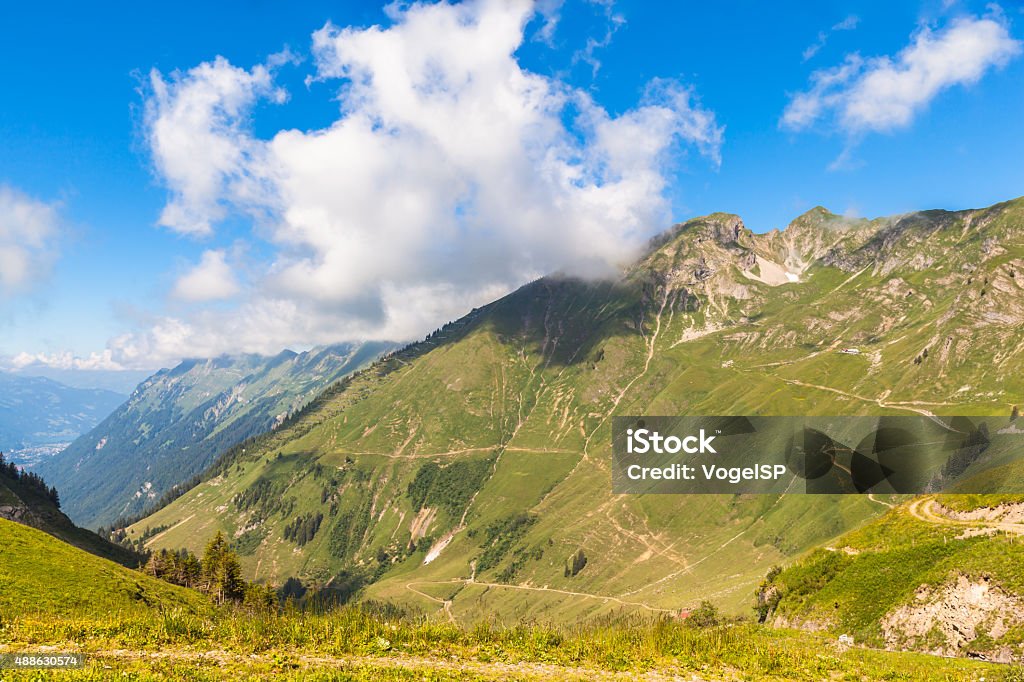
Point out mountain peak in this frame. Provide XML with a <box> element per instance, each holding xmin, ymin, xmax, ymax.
<box><xmin>796</xmin><ymin>205</ymin><xmax>834</xmax><ymax>219</ymax></box>
<box><xmin>784</xmin><ymin>205</ymin><xmax>865</xmax><ymax>234</ymax></box>
<box><xmin>646</xmin><ymin>213</ymin><xmax>748</xmax><ymax>259</ymax></box>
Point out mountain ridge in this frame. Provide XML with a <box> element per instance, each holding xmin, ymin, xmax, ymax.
<box><xmin>42</xmin><ymin>341</ymin><xmax>394</xmax><ymax>528</ymax></box>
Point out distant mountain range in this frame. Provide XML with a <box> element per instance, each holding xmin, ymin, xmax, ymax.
<box><xmin>0</xmin><ymin>372</ymin><xmax>125</xmax><ymax>468</ymax></box>
<box><xmin>12</xmin><ymin>367</ymin><xmax>155</xmax><ymax>394</ymax></box>
<box><xmin>41</xmin><ymin>342</ymin><xmax>393</xmax><ymax>529</ymax></box>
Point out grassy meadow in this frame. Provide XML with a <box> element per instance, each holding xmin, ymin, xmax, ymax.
<box><xmin>0</xmin><ymin>517</ymin><xmax>1018</xmax><ymax>680</ymax></box>
<box><xmin>1</xmin><ymin>603</ymin><xmax>1018</xmax><ymax>681</ymax></box>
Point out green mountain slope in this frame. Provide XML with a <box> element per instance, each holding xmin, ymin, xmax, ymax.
<box><xmin>41</xmin><ymin>342</ymin><xmax>392</xmax><ymax>529</ymax></box>
<box><xmin>760</xmin><ymin>495</ymin><xmax>1024</xmax><ymax>662</ymax></box>
<box><xmin>0</xmin><ymin>372</ymin><xmax>125</xmax><ymax>467</ymax></box>
<box><xmin>0</xmin><ymin>453</ymin><xmax>138</xmax><ymax>567</ymax></box>
<box><xmin>0</xmin><ymin>517</ymin><xmax>207</xmax><ymax>618</ymax></box>
<box><xmin>128</xmin><ymin>198</ymin><xmax>1024</xmax><ymax>626</ymax></box>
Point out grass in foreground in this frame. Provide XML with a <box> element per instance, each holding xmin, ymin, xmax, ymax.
<box><xmin>0</xmin><ymin>604</ymin><xmax>1017</xmax><ymax>681</ymax></box>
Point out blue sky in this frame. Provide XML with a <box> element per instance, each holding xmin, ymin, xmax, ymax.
<box><xmin>1</xmin><ymin>0</ymin><xmax>1022</xmax><ymax>372</ymax></box>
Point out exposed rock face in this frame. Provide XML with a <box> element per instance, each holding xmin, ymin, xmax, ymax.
<box><xmin>694</xmin><ymin>258</ymin><xmax>713</xmax><ymax>281</ymax></box>
<box><xmin>707</xmin><ymin>213</ymin><xmax>743</xmax><ymax>244</ymax></box>
<box><xmin>633</xmin><ymin>200</ymin><xmax>1024</xmax><ymax>381</ymax></box>
<box><xmin>881</xmin><ymin>575</ymin><xmax>1024</xmax><ymax>662</ymax></box>
<box><xmin>0</xmin><ymin>503</ymin><xmax>37</xmax><ymax>525</ymax></box>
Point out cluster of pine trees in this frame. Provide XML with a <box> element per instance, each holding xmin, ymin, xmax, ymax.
<box><xmin>283</xmin><ymin>512</ymin><xmax>323</xmax><ymax>546</ymax></box>
<box><xmin>564</xmin><ymin>548</ymin><xmax>588</xmax><ymax>577</ymax></box>
<box><xmin>233</xmin><ymin>476</ymin><xmax>294</xmax><ymax>521</ymax></box>
<box><xmin>144</xmin><ymin>547</ymin><xmax>201</xmax><ymax>587</ymax></box>
<box><xmin>145</xmin><ymin>531</ymin><xmax>275</xmax><ymax>608</ymax></box>
<box><xmin>940</xmin><ymin>422</ymin><xmax>991</xmax><ymax>480</ymax></box>
<box><xmin>0</xmin><ymin>452</ymin><xmax>60</xmax><ymax>507</ymax></box>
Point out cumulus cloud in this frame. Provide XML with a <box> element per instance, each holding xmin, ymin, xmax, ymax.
<box><xmin>145</xmin><ymin>57</ymin><xmax>286</xmax><ymax>236</ymax></box>
<box><xmin>122</xmin><ymin>0</ymin><xmax>722</xmax><ymax>366</ymax></box>
<box><xmin>0</xmin><ymin>186</ymin><xmax>62</xmax><ymax>294</ymax></box>
<box><xmin>172</xmin><ymin>249</ymin><xmax>241</xmax><ymax>301</ymax></box>
<box><xmin>783</xmin><ymin>13</ymin><xmax>1020</xmax><ymax>135</ymax></box>
<box><xmin>802</xmin><ymin>14</ymin><xmax>860</xmax><ymax>62</ymax></box>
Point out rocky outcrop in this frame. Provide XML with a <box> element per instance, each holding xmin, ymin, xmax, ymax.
<box><xmin>0</xmin><ymin>502</ymin><xmax>42</xmax><ymax>528</ymax></box>
<box><xmin>706</xmin><ymin>213</ymin><xmax>744</xmax><ymax>245</ymax></box>
<box><xmin>880</xmin><ymin>575</ymin><xmax>1024</xmax><ymax>662</ymax></box>
<box><xmin>938</xmin><ymin>502</ymin><xmax>1024</xmax><ymax>524</ymax></box>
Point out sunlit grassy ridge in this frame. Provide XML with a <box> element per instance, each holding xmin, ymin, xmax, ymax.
<box><xmin>0</xmin><ymin>463</ymin><xmax>137</xmax><ymax>567</ymax></box>
<box><xmin>0</xmin><ymin>519</ymin><xmax>207</xmax><ymax>617</ymax></box>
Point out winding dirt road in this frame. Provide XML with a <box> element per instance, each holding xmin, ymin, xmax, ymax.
<box><xmin>906</xmin><ymin>497</ymin><xmax>1024</xmax><ymax>535</ymax></box>
<box><xmin>406</xmin><ymin>578</ymin><xmax>676</xmax><ymax>619</ymax></box>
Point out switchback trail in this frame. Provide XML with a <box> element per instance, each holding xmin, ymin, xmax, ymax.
<box><xmin>405</xmin><ymin>578</ymin><xmax>676</xmax><ymax>618</ymax></box>
<box><xmin>143</xmin><ymin>514</ymin><xmax>195</xmax><ymax>549</ymax></box>
<box><xmin>405</xmin><ymin>582</ymin><xmax>457</xmax><ymax>625</ymax></box>
<box><xmin>868</xmin><ymin>493</ymin><xmax>894</xmax><ymax>508</ymax></box>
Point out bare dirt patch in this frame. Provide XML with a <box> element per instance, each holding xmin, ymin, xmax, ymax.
<box><xmin>409</xmin><ymin>507</ymin><xmax>436</xmax><ymax>543</ymax></box>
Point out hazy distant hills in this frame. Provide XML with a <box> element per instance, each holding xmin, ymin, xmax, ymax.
<box><xmin>0</xmin><ymin>372</ymin><xmax>125</xmax><ymax>467</ymax></box>
<box><xmin>126</xmin><ymin>196</ymin><xmax>1024</xmax><ymax>633</ymax></box>
<box><xmin>14</xmin><ymin>367</ymin><xmax>155</xmax><ymax>394</ymax></box>
<box><xmin>42</xmin><ymin>342</ymin><xmax>393</xmax><ymax>529</ymax></box>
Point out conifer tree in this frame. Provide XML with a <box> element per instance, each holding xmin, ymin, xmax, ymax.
<box><xmin>174</xmin><ymin>549</ymin><xmax>202</xmax><ymax>588</ymax></box>
<box><xmin>201</xmin><ymin>531</ymin><xmax>245</xmax><ymax>603</ymax></box>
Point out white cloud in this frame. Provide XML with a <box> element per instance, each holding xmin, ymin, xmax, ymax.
<box><xmin>124</xmin><ymin>0</ymin><xmax>722</xmax><ymax>365</ymax></box>
<box><xmin>782</xmin><ymin>55</ymin><xmax>864</xmax><ymax>131</ymax></box>
<box><xmin>145</xmin><ymin>57</ymin><xmax>286</xmax><ymax>236</ymax></box>
<box><xmin>7</xmin><ymin>349</ymin><xmax>126</xmax><ymax>371</ymax></box>
<box><xmin>172</xmin><ymin>249</ymin><xmax>241</xmax><ymax>301</ymax></box>
<box><xmin>802</xmin><ymin>14</ymin><xmax>860</xmax><ymax>62</ymax></box>
<box><xmin>533</xmin><ymin>0</ymin><xmax>563</xmax><ymax>44</ymax></box>
<box><xmin>833</xmin><ymin>15</ymin><xmax>860</xmax><ymax>31</ymax></box>
<box><xmin>572</xmin><ymin>0</ymin><xmax>626</xmax><ymax>77</ymax></box>
<box><xmin>783</xmin><ymin>13</ymin><xmax>1020</xmax><ymax>134</ymax></box>
<box><xmin>0</xmin><ymin>186</ymin><xmax>62</xmax><ymax>294</ymax></box>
